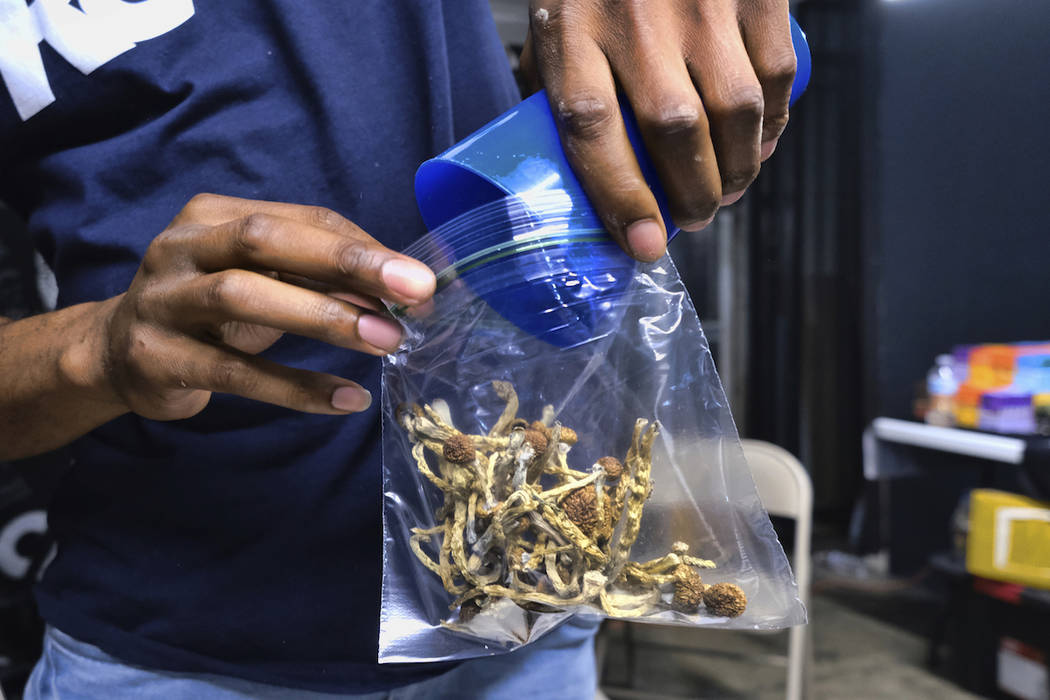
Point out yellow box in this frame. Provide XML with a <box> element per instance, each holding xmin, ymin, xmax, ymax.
<box><xmin>967</xmin><ymin>489</ymin><xmax>1050</xmax><ymax>590</ymax></box>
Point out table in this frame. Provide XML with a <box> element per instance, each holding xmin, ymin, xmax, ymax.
<box><xmin>861</xmin><ymin>418</ymin><xmax>1050</xmax><ymax>574</ymax></box>
<box><xmin>928</xmin><ymin>551</ymin><xmax>1050</xmax><ymax>698</ymax></box>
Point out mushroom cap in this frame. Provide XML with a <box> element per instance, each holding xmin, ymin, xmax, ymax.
<box><xmin>523</xmin><ymin>428</ymin><xmax>549</xmax><ymax>455</ymax></box>
<box><xmin>443</xmin><ymin>433</ymin><xmax>475</xmax><ymax>464</ymax></box>
<box><xmin>559</xmin><ymin>427</ymin><xmax>579</xmax><ymax>445</ymax></box>
<box><xmin>703</xmin><ymin>582</ymin><xmax>747</xmax><ymax>618</ymax></box>
<box><xmin>529</xmin><ymin>420</ymin><xmax>550</xmax><ymax>438</ymax></box>
<box><xmin>597</xmin><ymin>456</ymin><xmax>623</xmax><ymax>479</ymax></box>
<box><xmin>562</xmin><ymin>487</ymin><xmax>599</xmax><ymax>536</ymax></box>
<box><xmin>671</xmin><ymin>565</ymin><xmax>705</xmax><ymax>613</ymax></box>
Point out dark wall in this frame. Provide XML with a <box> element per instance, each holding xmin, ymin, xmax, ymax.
<box><xmin>739</xmin><ymin>1</ymin><xmax>866</xmax><ymax>516</ymax></box>
<box><xmin>865</xmin><ymin>0</ymin><xmax>1050</xmax><ymax>420</ymax></box>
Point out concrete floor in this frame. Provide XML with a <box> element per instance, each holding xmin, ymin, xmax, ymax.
<box><xmin>596</xmin><ymin>593</ymin><xmax>980</xmax><ymax>699</ymax></box>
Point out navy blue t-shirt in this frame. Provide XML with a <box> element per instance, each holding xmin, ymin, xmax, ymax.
<box><xmin>0</xmin><ymin>1</ymin><xmax>518</xmax><ymax>692</ymax></box>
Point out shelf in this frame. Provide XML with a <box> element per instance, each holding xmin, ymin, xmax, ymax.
<box><xmin>864</xmin><ymin>421</ymin><xmax>1050</xmax><ymax>577</ymax></box>
<box><xmin>930</xmin><ymin>551</ymin><xmax>1050</xmax><ymax>612</ymax></box>
<box><xmin>872</xmin><ymin>418</ymin><xmax>1028</xmax><ymax>464</ymax></box>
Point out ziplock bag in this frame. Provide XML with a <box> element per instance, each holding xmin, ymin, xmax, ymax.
<box><xmin>378</xmin><ymin>191</ymin><xmax>805</xmax><ymax>664</ymax></box>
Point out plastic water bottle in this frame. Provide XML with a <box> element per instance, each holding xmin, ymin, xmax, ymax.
<box><xmin>926</xmin><ymin>354</ymin><xmax>959</xmax><ymax>426</ymax></box>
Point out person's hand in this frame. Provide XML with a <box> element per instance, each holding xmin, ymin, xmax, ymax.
<box><xmin>519</xmin><ymin>0</ymin><xmax>796</xmax><ymax>261</ymax></box>
<box><xmin>95</xmin><ymin>194</ymin><xmax>435</xmax><ymax>421</ymax></box>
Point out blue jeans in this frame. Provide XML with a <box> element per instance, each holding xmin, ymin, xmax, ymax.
<box><xmin>25</xmin><ymin>621</ymin><xmax>599</xmax><ymax>699</ymax></box>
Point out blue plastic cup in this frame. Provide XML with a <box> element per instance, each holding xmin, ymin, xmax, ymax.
<box><xmin>412</xmin><ymin>16</ymin><xmax>812</xmax><ymax>347</ymax></box>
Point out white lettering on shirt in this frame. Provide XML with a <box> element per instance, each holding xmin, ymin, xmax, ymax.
<box><xmin>0</xmin><ymin>0</ymin><xmax>195</xmax><ymax>121</ymax></box>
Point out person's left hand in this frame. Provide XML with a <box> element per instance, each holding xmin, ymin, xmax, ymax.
<box><xmin>519</xmin><ymin>0</ymin><xmax>796</xmax><ymax>261</ymax></box>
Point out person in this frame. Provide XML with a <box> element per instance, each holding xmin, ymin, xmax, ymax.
<box><xmin>0</xmin><ymin>1</ymin><xmax>796</xmax><ymax>697</ymax></box>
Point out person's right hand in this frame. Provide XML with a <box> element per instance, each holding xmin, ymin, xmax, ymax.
<box><xmin>95</xmin><ymin>194</ymin><xmax>435</xmax><ymax>422</ymax></box>
<box><xmin>518</xmin><ymin>0</ymin><xmax>796</xmax><ymax>262</ymax></box>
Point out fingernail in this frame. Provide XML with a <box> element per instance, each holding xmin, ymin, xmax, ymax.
<box><xmin>381</xmin><ymin>259</ymin><xmax>435</xmax><ymax>303</ymax></box>
<box><xmin>761</xmin><ymin>138</ymin><xmax>779</xmax><ymax>161</ymax></box>
<box><xmin>720</xmin><ymin>190</ymin><xmax>746</xmax><ymax>206</ymax></box>
<box><xmin>358</xmin><ymin>314</ymin><xmax>403</xmax><ymax>352</ymax></box>
<box><xmin>625</xmin><ymin>220</ymin><xmax>666</xmax><ymax>262</ymax></box>
<box><xmin>332</xmin><ymin>386</ymin><xmax>372</xmax><ymax>412</ymax></box>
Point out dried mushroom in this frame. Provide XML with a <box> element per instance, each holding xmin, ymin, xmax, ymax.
<box><xmin>522</xmin><ymin>428</ymin><xmax>549</xmax><ymax>455</ymax></box>
<box><xmin>529</xmin><ymin>420</ymin><xmax>550</xmax><ymax>437</ymax></box>
<box><xmin>703</xmin><ymin>582</ymin><xmax>748</xmax><ymax>618</ymax></box>
<box><xmin>443</xmin><ymin>433</ymin><xmax>475</xmax><ymax>464</ymax></box>
<box><xmin>597</xmin><ymin>456</ymin><xmax>623</xmax><ymax>480</ymax></box>
<box><xmin>559</xmin><ymin>427</ymin><xmax>579</xmax><ymax>446</ymax></box>
<box><xmin>562</xmin><ymin>487</ymin><xmax>600</xmax><ymax>537</ymax></box>
<box><xmin>398</xmin><ymin>381</ymin><xmax>746</xmax><ymax>624</ymax></box>
<box><xmin>671</xmin><ymin>564</ymin><xmax>705</xmax><ymax>613</ymax></box>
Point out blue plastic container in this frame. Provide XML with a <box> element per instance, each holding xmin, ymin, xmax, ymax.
<box><xmin>412</xmin><ymin>16</ymin><xmax>812</xmax><ymax>347</ymax></box>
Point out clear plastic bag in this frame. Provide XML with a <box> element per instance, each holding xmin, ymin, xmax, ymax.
<box><xmin>379</xmin><ymin>192</ymin><xmax>804</xmax><ymax>663</ymax></box>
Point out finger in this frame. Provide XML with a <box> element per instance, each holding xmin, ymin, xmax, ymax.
<box><xmin>760</xmin><ymin>138</ymin><xmax>779</xmax><ymax>162</ymax></box>
<box><xmin>187</xmin><ymin>213</ymin><xmax>435</xmax><ymax>306</ymax></box>
<box><xmin>402</xmin><ymin>296</ymin><xmax>435</xmax><ymax>320</ymax></box>
<box><xmin>172</xmin><ymin>270</ymin><xmax>403</xmax><ymax>355</ymax></box>
<box><xmin>606</xmin><ymin>26</ymin><xmax>721</xmax><ymax>232</ymax></box>
<box><xmin>175</xmin><ymin>194</ymin><xmax>367</xmax><ymax>241</ymax></box>
<box><xmin>327</xmin><ymin>291</ymin><xmax>385</xmax><ymax>313</ymax></box>
<box><xmin>739</xmin><ymin>1</ymin><xmax>796</xmax><ymax>156</ymax></box>
<box><xmin>529</xmin><ymin>7</ymin><xmax>666</xmax><ymax>261</ymax></box>
<box><xmin>170</xmin><ymin>336</ymin><xmax>372</xmax><ymax>414</ymax></box>
<box><xmin>685</xmin><ymin>9</ymin><xmax>766</xmax><ymax>203</ymax></box>
<box><xmin>277</xmin><ymin>272</ymin><xmax>385</xmax><ymax>312</ymax></box>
